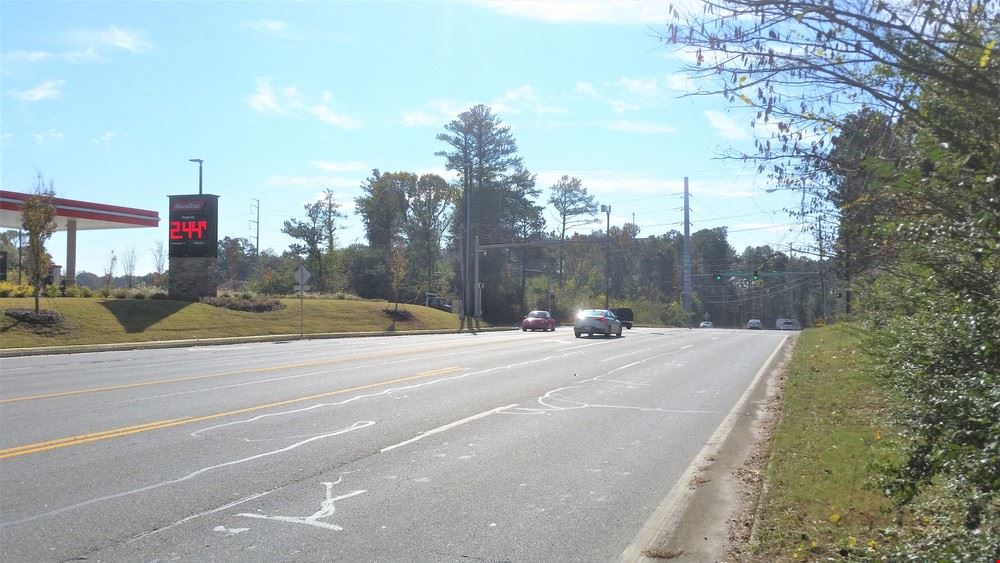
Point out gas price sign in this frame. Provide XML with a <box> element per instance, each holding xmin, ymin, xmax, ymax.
<box><xmin>168</xmin><ymin>195</ymin><xmax>218</xmax><ymax>258</ymax></box>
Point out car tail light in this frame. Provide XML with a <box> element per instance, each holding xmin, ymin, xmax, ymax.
<box><xmin>597</xmin><ymin>317</ymin><xmax>607</xmax><ymax>323</ymax></box>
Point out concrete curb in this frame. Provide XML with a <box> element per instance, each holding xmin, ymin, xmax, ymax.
<box><xmin>0</xmin><ymin>327</ymin><xmax>517</xmax><ymax>358</ymax></box>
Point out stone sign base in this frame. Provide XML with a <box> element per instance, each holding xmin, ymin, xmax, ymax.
<box><xmin>168</xmin><ymin>256</ymin><xmax>217</xmax><ymax>300</ymax></box>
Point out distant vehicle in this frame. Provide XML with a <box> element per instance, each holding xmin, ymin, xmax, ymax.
<box><xmin>521</xmin><ymin>310</ymin><xmax>556</xmax><ymax>332</ymax></box>
<box><xmin>574</xmin><ymin>309</ymin><xmax>623</xmax><ymax>338</ymax></box>
<box><xmin>747</xmin><ymin>319</ymin><xmax>763</xmax><ymax>330</ymax></box>
<box><xmin>779</xmin><ymin>319</ymin><xmax>800</xmax><ymax>330</ymax></box>
<box><xmin>610</xmin><ymin>307</ymin><xmax>634</xmax><ymax>329</ymax></box>
<box><xmin>699</xmin><ymin>321</ymin><xmax>713</xmax><ymax>328</ymax></box>
<box><xmin>424</xmin><ymin>293</ymin><xmax>452</xmax><ymax>312</ymax></box>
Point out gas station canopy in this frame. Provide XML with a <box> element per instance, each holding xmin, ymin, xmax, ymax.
<box><xmin>0</xmin><ymin>189</ymin><xmax>160</xmax><ymax>284</ymax></box>
<box><xmin>0</xmin><ymin>190</ymin><xmax>160</xmax><ymax>231</ymax></box>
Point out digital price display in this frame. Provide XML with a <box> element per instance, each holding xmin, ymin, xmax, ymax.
<box><xmin>168</xmin><ymin>195</ymin><xmax>218</xmax><ymax>258</ymax></box>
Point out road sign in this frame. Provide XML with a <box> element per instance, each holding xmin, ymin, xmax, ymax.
<box><xmin>293</xmin><ymin>285</ymin><xmax>310</xmax><ymax>292</ymax></box>
<box><xmin>294</xmin><ymin>265</ymin><xmax>311</xmax><ymax>285</ymax></box>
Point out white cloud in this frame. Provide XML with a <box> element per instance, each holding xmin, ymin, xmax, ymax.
<box><xmin>63</xmin><ymin>47</ymin><xmax>101</xmax><ymax>63</ymax></box>
<box><xmin>11</xmin><ymin>80</ymin><xmax>65</xmax><ymax>102</ymax></box>
<box><xmin>575</xmin><ymin>82</ymin><xmax>599</xmax><ymax>97</ymax></box>
<box><xmin>311</xmin><ymin>160</ymin><xmax>368</xmax><ymax>172</ymax></box>
<box><xmin>242</xmin><ymin>19</ymin><xmax>288</xmax><ymax>33</ymax></box>
<box><xmin>609</xmin><ymin>99</ymin><xmax>641</xmax><ymax>113</ymax></box>
<box><xmin>310</xmin><ymin>105</ymin><xmax>361</xmax><ymax>129</ymax></box>
<box><xmin>402</xmin><ymin>99</ymin><xmax>467</xmax><ymax>127</ymax></box>
<box><xmin>71</xmin><ymin>26</ymin><xmax>152</xmax><ymax>53</ymax></box>
<box><xmin>33</xmin><ymin>129</ymin><xmax>64</xmax><ymax>144</ymax></box>
<box><xmin>402</xmin><ymin>110</ymin><xmax>441</xmax><ymax>127</ymax></box>
<box><xmin>491</xmin><ymin>84</ymin><xmax>566</xmax><ymax>115</ymax></box>
<box><xmin>535</xmin><ymin>169</ymin><xmax>758</xmax><ymax>200</ymax></box>
<box><xmin>618</xmin><ymin>76</ymin><xmax>659</xmax><ymax>96</ymax></box>
<box><xmin>248</xmin><ymin>78</ymin><xmax>360</xmax><ymax>129</ymax></box>
<box><xmin>664</xmin><ymin>73</ymin><xmax>697</xmax><ymax>93</ymax></box>
<box><xmin>403</xmin><ymin>85</ymin><xmax>566</xmax><ymax>127</ymax></box>
<box><xmin>575</xmin><ymin>79</ymin><xmax>659</xmax><ymax>113</ymax></box>
<box><xmin>248</xmin><ymin>78</ymin><xmax>284</xmax><ymax>113</ymax></box>
<box><xmin>705</xmin><ymin>110</ymin><xmax>749</xmax><ymax>140</ymax></box>
<box><xmin>266</xmin><ymin>175</ymin><xmax>360</xmax><ymax>191</ymax></box>
<box><xmin>92</xmin><ymin>131</ymin><xmax>116</xmax><ymax>144</ymax></box>
<box><xmin>477</xmin><ymin>0</ymin><xmax>671</xmax><ymax>25</ymax></box>
<box><xmin>607</xmin><ymin>120</ymin><xmax>677</xmax><ymax>134</ymax></box>
<box><xmin>6</xmin><ymin>50</ymin><xmax>52</xmax><ymax>63</ymax></box>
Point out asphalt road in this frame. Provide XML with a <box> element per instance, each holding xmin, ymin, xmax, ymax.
<box><xmin>0</xmin><ymin>327</ymin><xmax>788</xmax><ymax>562</ymax></box>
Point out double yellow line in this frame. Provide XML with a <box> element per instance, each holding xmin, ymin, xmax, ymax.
<box><xmin>0</xmin><ymin>366</ymin><xmax>461</xmax><ymax>461</ymax></box>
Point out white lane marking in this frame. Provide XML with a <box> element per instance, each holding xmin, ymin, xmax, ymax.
<box><xmin>238</xmin><ymin>479</ymin><xmax>366</xmax><ymax>531</ymax></box>
<box><xmin>607</xmin><ymin>361</ymin><xmax>642</xmax><ymax>374</ymax></box>
<box><xmin>381</xmin><ymin>404</ymin><xmax>519</xmax><ymax>453</ymax></box>
<box><xmin>0</xmin><ymin>421</ymin><xmax>375</xmax><ymax>528</ymax></box>
<box><xmin>128</xmin><ymin>490</ymin><xmax>273</xmax><ymax>543</ymax></box>
<box><xmin>617</xmin><ymin>335</ymin><xmax>789</xmax><ymax>562</ymax></box>
<box><xmin>502</xmin><ymin>380</ymin><xmax>716</xmax><ymax>416</ymax></box>
<box><xmin>681</xmin><ymin>344</ymin><xmax>694</xmax><ymax>349</ymax></box>
<box><xmin>213</xmin><ymin>526</ymin><xmax>249</xmax><ymax>535</ymax></box>
<box><xmin>193</xmin><ymin>349</ymin><xmax>585</xmax><ymax>437</ymax></box>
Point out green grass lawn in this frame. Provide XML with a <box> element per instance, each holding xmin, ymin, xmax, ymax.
<box><xmin>749</xmin><ymin>323</ymin><xmax>904</xmax><ymax>560</ymax></box>
<box><xmin>0</xmin><ymin>297</ymin><xmax>467</xmax><ymax>349</ymax></box>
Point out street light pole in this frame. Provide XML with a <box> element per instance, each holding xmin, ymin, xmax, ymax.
<box><xmin>189</xmin><ymin>158</ymin><xmax>203</xmax><ymax>195</ymax></box>
<box><xmin>601</xmin><ymin>204</ymin><xmax>611</xmax><ymax>309</ymax></box>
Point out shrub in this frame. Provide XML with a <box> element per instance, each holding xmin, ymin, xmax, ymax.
<box><xmin>199</xmin><ymin>295</ymin><xmax>285</xmax><ymax>312</ymax></box>
<box><xmin>113</xmin><ymin>288</ymin><xmax>129</xmax><ymax>299</ymax></box>
<box><xmin>133</xmin><ymin>291</ymin><xmax>147</xmax><ymax>299</ymax></box>
<box><xmin>0</xmin><ymin>282</ymin><xmax>14</xmax><ymax>297</ymax></box>
<box><xmin>78</xmin><ymin>286</ymin><xmax>93</xmax><ymax>298</ymax></box>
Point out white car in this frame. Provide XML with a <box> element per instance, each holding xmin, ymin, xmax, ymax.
<box><xmin>699</xmin><ymin>321</ymin><xmax>713</xmax><ymax>328</ymax></box>
<box><xmin>573</xmin><ymin>309</ymin><xmax>623</xmax><ymax>338</ymax></box>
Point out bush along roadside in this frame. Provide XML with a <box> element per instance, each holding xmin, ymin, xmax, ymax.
<box><xmin>749</xmin><ymin>323</ymin><xmax>998</xmax><ymax>561</ymax></box>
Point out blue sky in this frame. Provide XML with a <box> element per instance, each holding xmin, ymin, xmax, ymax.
<box><xmin>1</xmin><ymin>0</ymin><xmax>809</xmax><ymax>277</ymax></box>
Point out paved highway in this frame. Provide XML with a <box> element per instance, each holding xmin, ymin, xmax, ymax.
<box><xmin>0</xmin><ymin>327</ymin><xmax>787</xmax><ymax>562</ymax></box>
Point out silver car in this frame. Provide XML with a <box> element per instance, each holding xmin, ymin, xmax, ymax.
<box><xmin>573</xmin><ymin>309</ymin><xmax>623</xmax><ymax>338</ymax></box>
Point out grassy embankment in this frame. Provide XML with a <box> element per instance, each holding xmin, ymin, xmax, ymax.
<box><xmin>749</xmin><ymin>323</ymin><xmax>905</xmax><ymax>560</ymax></box>
<box><xmin>0</xmin><ymin>296</ymin><xmax>465</xmax><ymax>349</ymax></box>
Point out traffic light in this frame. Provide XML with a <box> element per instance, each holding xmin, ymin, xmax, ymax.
<box><xmin>752</xmin><ymin>269</ymin><xmax>759</xmax><ymax>281</ymax></box>
<box><xmin>714</xmin><ymin>272</ymin><xmax>722</xmax><ymax>281</ymax></box>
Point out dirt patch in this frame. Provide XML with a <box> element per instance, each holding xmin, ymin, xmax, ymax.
<box><xmin>723</xmin><ymin>372</ymin><xmax>786</xmax><ymax>562</ymax></box>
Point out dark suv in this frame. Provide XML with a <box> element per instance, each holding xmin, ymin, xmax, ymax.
<box><xmin>611</xmin><ymin>308</ymin><xmax>634</xmax><ymax>329</ymax></box>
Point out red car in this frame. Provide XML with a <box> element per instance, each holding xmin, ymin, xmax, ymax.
<box><xmin>521</xmin><ymin>310</ymin><xmax>556</xmax><ymax>332</ymax></box>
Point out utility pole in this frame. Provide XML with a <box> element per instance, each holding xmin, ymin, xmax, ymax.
<box><xmin>249</xmin><ymin>199</ymin><xmax>260</xmax><ymax>256</ymax></box>
<box><xmin>682</xmin><ymin>177</ymin><xmax>692</xmax><ymax>318</ymax></box>
<box><xmin>601</xmin><ymin>204</ymin><xmax>611</xmax><ymax>309</ymax></box>
<box><xmin>465</xmin><ymin>184</ymin><xmax>473</xmax><ymax>321</ymax></box>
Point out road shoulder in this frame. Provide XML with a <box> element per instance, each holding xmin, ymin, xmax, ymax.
<box><xmin>622</xmin><ymin>334</ymin><xmax>795</xmax><ymax>562</ymax></box>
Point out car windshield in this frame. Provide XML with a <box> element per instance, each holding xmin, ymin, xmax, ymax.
<box><xmin>528</xmin><ymin>311</ymin><xmax>548</xmax><ymax>318</ymax></box>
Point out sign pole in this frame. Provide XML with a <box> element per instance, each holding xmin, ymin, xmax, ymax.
<box><xmin>293</xmin><ymin>264</ymin><xmax>311</xmax><ymax>340</ymax></box>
